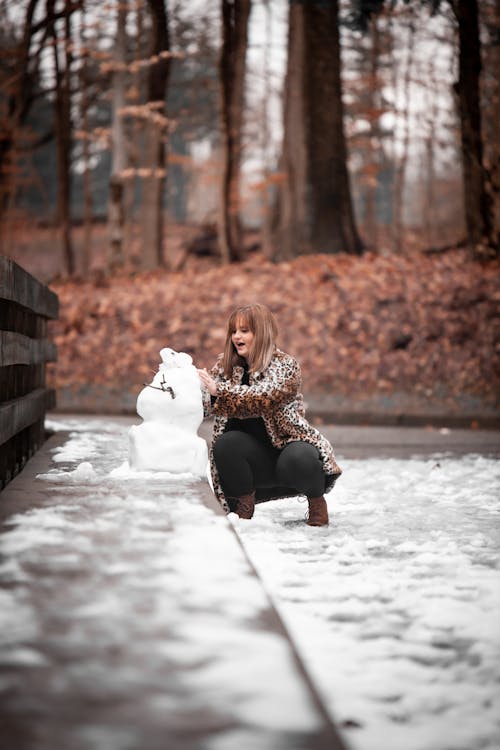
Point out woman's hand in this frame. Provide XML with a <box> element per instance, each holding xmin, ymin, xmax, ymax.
<box><xmin>197</xmin><ymin>368</ymin><xmax>217</xmax><ymax>396</ymax></box>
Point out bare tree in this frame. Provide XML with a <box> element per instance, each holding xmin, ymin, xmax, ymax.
<box><xmin>78</xmin><ymin>1</ymin><xmax>92</xmax><ymax>278</ymax></box>
<box><xmin>453</xmin><ymin>0</ymin><xmax>497</xmax><ymax>257</ymax></box>
<box><xmin>49</xmin><ymin>0</ymin><xmax>76</xmax><ymax>276</ymax></box>
<box><xmin>392</xmin><ymin>6</ymin><xmax>414</xmax><ymax>255</ymax></box>
<box><xmin>481</xmin><ymin>0</ymin><xmax>500</xmax><ymax>249</ymax></box>
<box><xmin>123</xmin><ymin>0</ymin><xmax>146</xmax><ymax>267</ymax></box>
<box><xmin>260</xmin><ymin>0</ymin><xmax>273</xmax><ymax>259</ymax></box>
<box><xmin>276</xmin><ymin>0</ymin><xmax>362</xmax><ymax>259</ymax></box>
<box><xmin>0</xmin><ymin>1</ymin><xmax>79</xmax><ymax>248</ymax></box>
<box><xmin>140</xmin><ymin>0</ymin><xmax>170</xmax><ymax>270</ymax></box>
<box><xmin>108</xmin><ymin>1</ymin><xmax>128</xmax><ymax>271</ymax></box>
<box><xmin>363</xmin><ymin>16</ymin><xmax>380</xmax><ymax>244</ymax></box>
<box><xmin>422</xmin><ymin>47</ymin><xmax>440</xmax><ymax>248</ymax></box>
<box><xmin>218</xmin><ymin>0</ymin><xmax>251</xmax><ymax>263</ymax></box>
<box><xmin>0</xmin><ymin>1</ymin><xmax>36</xmax><ymax>234</ymax></box>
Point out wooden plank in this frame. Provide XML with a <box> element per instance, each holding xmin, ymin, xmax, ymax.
<box><xmin>0</xmin><ymin>388</ymin><xmax>56</xmax><ymax>447</ymax></box>
<box><xmin>0</xmin><ymin>256</ymin><xmax>58</xmax><ymax>319</ymax></box>
<box><xmin>0</xmin><ymin>331</ymin><xmax>57</xmax><ymax>366</ymax></box>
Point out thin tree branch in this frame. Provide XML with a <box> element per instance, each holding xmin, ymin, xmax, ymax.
<box><xmin>17</xmin><ymin>130</ymin><xmax>55</xmax><ymax>151</ymax></box>
<box><xmin>30</xmin><ymin>0</ymin><xmax>82</xmax><ymax>37</ymax></box>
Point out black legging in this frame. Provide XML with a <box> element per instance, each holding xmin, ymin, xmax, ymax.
<box><xmin>213</xmin><ymin>430</ymin><xmax>326</xmax><ymax>499</ymax></box>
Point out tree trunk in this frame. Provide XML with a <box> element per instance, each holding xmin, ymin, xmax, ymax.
<box><xmin>392</xmin><ymin>7</ymin><xmax>414</xmax><ymax>255</ymax></box>
<box><xmin>51</xmin><ymin>2</ymin><xmax>75</xmax><ymax>276</ymax></box>
<box><xmin>108</xmin><ymin>3</ymin><xmax>127</xmax><ymax>271</ymax></box>
<box><xmin>423</xmin><ymin>49</ymin><xmax>439</xmax><ymax>248</ymax></box>
<box><xmin>124</xmin><ymin>0</ymin><xmax>146</xmax><ymax>268</ymax></box>
<box><xmin>218</xmin><ymin>0</ymin><xmax>251</xmax><ymax>263</ymax></box>
<box><xmin>108</xmin><ymin>2</ymin><xmax>128</xmax><ymax>271</ymax></box>
<box><xmin>0</xmin><ymin>0</ymin><xmax>39</xmax><ymax>243</ymax></box>
<box><xmin>489</xmin><ymin>0</ymin><xmax>500</xmax><ymax>249</ymax></box>
<box><xmin>260</xmin><ymin>0</ymin><xmax>274</xmax><ymax>258</ymax></box>
<box><xmin>482</xmin><ymin>0</ymin><xmax>500</xmax><ymax>250</ymax></box>
<box><xmin>140</xmin><ymin>0</ymin><xmax>170</xmax><ymax>271</ymax></box>
<box><xmin>80</xmin><ymin>3</ymin><xmax>92</xmax><ymax>278</ymax></box>
<box><xmin>276</xmin><ymin>0</ymin><xmax>362</xmax><ymax>258</ymax></box>
<box><xmin>454</xmin><ymin>0</ymin><xmax>497</xmax><ymax>257</ymax></box>
<box><xmin>364</xmin><ymin>15</ymin><xmax>380</xmax><ymax>246</ymax></box>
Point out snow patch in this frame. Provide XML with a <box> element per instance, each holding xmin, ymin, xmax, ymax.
<box><xmin>36</xmin><ymin>460</ymin><xmax>99</xmax><ymax>483</ymax></box>
<box><xmin>233</xmin><ymin>454</ymin><xmax>500</xmax><ymax>750</ymax></box>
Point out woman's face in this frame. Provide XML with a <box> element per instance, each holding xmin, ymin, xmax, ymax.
<box><xmin>231</xmin><ymin>318</ymin><xmax>255</xmax><ymax>361</ymax></box>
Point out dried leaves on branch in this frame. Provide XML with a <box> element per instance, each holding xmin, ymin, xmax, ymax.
<box><xmin>47</xmin><ymin>249</ymin><xmax>500</xmax><ymax>408</ymax></box>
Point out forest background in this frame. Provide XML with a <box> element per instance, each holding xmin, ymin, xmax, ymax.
<box><xmin>1</xmin><ymin>0</ymin><xmax>499</xmax><ymax>424</ymax></box>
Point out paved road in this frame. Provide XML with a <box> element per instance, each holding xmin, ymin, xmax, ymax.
<box><xmin>319</xmin><ymin>423</ymin><xmax>500</xmax><ymax>459</ymax></box>
<box><xmin>200</xmin><ymin>419</ymin><xmax>500</xmax><ymax>460</ymax></box>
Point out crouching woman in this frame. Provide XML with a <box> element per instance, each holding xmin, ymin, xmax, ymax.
<box><xmin>197</xmin><ymin>304</ymin><xmax>342</xmax><ymax>526</ymax></box>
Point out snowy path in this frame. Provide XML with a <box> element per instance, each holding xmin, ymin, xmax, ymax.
<box><xmin>234</xmin><ymin>452</ymin><xmax>500</xmax><ymax>750</ymax></box>
<box><xmin>0</xmin><ymin>417</ymin><xmax>341</xmax><ymax>750</ymax></box>
<box><xmin>1</xmin><ymin>416</ymin><xmax>499</xmax><ymax>750</ymax></box>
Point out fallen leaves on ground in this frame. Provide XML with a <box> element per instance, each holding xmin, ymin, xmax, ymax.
<box><xmin>47</xmin><ymin>248</ymin><xmax>500</xmax><ymax>408</ymax></box>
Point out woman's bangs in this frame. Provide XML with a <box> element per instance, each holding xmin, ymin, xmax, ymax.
<box><xmin>229</xmin><ymin>309</ymin><xmax>252</xmax><ymax>333</ymax></box>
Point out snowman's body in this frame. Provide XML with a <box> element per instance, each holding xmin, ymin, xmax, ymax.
<box><xmin>129</xmin><ymin>348</ymin><xmax>208</xmax><ymax>476</ymax></box>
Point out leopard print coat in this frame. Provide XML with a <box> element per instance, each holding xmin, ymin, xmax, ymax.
<box><xmin>202</xmin><ymin>348</ymin><xmax>342</xmax><ymax>512</ymax></box>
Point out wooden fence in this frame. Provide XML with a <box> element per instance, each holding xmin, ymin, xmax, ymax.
<box><xmin>0</xmin><ymin>257</ymin><xmax>58</xmax><ymax>489</ymax></box>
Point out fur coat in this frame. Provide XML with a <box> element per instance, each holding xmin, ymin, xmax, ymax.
<box><xmin>202</xmin><ymin>348</ymin><xmax>342</xmax><ymax>512</ymax></box>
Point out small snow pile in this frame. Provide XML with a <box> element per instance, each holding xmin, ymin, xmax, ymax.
<box><xmin>128</xmin><ymin>347</ymin><xmax>208</xmax><ymax>477</ymax></box>
<box><xmin>37</xmin><ymin>461</ymin><xmax>98</xmax><ymax>484</ymax></box>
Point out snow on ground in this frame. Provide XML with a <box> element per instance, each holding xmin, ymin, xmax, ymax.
<box><xmin>234</xmin><ymin>453</ymin><xmax>500</xmax><ymax>750</ymax></box>
<box><xmin>1</xmin><ymin>418</ymin><xmax>325</xmax><ymax>748</ymax></box>
<box><xmin>2</xmin><ymin>417</ymin><xmax>499</xmax><ymax>750</ymax></box>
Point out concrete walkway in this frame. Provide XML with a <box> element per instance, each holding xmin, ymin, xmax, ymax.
<box><xmin>0</xmin><ymin>419</ymin><xmax>345</xmax><ymax>750</ymax></box>
<box><xmin>319</xmin><ymin>423</ymin><xmax>500</xmax><ymax>459</ymax></box>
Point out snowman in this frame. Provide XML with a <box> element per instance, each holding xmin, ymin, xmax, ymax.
<box><xmin>129</xmin><ymin>347</ymin><xmax>208</xmax><ymax>476</ymax></box>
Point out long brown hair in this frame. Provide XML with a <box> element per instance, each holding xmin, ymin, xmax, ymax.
<box><xmin>222</xmin><ymin>304</ymin><xmax>278</xmax><ymax>377</ymax></box>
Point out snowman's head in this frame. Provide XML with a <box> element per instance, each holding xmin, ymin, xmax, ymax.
<box><xmin>160</xmin><ymin>347</ymin><xmax>193</xmax><ymax>369</ymax></box>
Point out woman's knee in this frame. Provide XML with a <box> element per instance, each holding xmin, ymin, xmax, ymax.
<box><xmin>276</xmin><ymin>441</ymin><xmax>324</xmax><ymax>493</ymax></box>
<box><xmin>278</xmin><ymin>441</ymin><xmax>320</xmax><ymax>472</ymax></box>
<box><xmin>213</xmin><ymin>430</ymin><xmax>249</xmax><ymax>462</ymax></box>
<box><xmin>213</xmin><ymin>431</ymin><xmax>267</xmax><ymax>478</ymax></box>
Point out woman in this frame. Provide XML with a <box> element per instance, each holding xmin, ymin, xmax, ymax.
<box><xmin>197</xmin><ymin>304</ymin><xmax>342</xmax><ymax>526</ymax></box>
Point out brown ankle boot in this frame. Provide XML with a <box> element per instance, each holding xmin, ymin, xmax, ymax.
<box><xmin>233</xmin><ymin>491</ymin><xmax>256</xmax><ymax>520</ymax></box>
<box><xmin>306</xmin><ymin>496</ymin><xmax>329</xmax><ymax>526</ymax></box>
